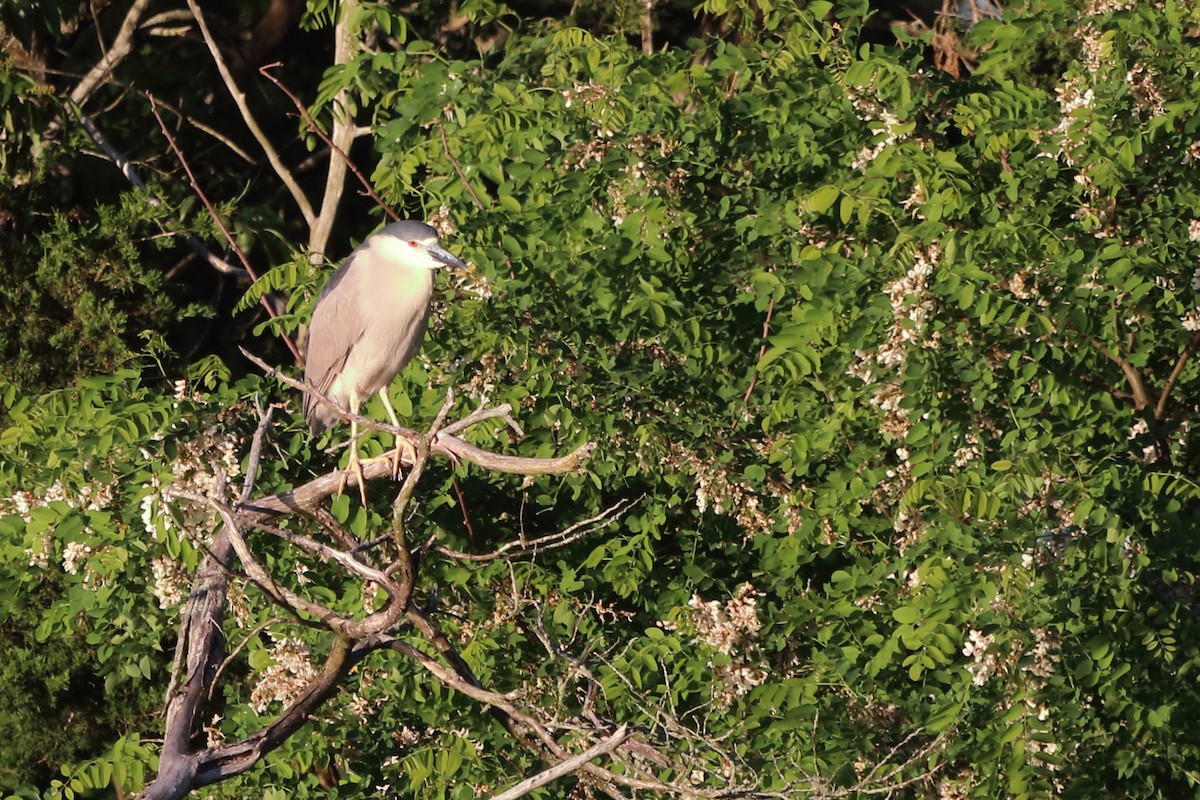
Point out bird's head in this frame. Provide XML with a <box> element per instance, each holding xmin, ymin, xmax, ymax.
<box><xmin>370</xmin><ymin>220</ymin><xmax>469</xmax><ymax>271</ymax></box>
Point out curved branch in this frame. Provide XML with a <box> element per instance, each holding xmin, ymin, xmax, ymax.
<box><xmin>1155</xmin><ymin>329</ymin><xmax>1200</xmax><ymax>420</ymax></box>
<box><xmin>194</xmin><ymin>636</ymin><xmax>359</xmax><ymax>786</ymax></box>
<box><xmin>1091</xmin><ymin>338</ymin><xmax>1151</xmax><ymax>410</ymax></box>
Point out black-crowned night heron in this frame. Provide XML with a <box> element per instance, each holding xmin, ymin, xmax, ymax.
<box><xmin>303</xmin><ymin>220</ymin><xmax>468</xmax><ymax>499</ymax></box>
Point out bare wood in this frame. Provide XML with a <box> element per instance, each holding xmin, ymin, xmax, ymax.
<box><xmin>194</xmin><ymin>636</ymin><xmax>359</xmax><ymax>786</ymax></box>
<box><xmin>640</xmin><ymin>0</ymin><xmax>654</xmax><ymax>55</ymax></box>
<box><xmin>70</xmin><ymin>0</ymin><xmax>154</xmax><ymax>108</ymax></box>
<box><xmin>486</xmin><ymin>725</ymin><xmax>630</xmax><ymax>800</ymax></box>
<box><xmin>308</xmin><ymin>0</ymin><xmax>362</xmax><ymax>257</ymax></box>
<box><xmin>258</xmin><ymin>64</ymin><xmax>400</xmax><ymax>227</ymax></box>
<box><xmin>430</xmin><ymin>497</ymin><xmax>639</xmax><ymax>563</ymax></box>
<box><xmin>185</xmin><ymin>0</ymin><xmax>316</xmax><ymax>226</ymax></box>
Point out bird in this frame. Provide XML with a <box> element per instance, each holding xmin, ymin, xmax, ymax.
<box><xmin>302</xmin><ymin>219</ymin><xmax>468</xmax><ymax>500</ymax></box>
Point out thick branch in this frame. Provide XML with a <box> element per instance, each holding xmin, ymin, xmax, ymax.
<box><xmin>70</xmin><ymin>0</ymin><xmax>154</xmax><ymax>109</ymax></box>
<box><xmin>1092</xmin><ymin>338</ymin><xmax>1151</xmax><ymax>410</ymax></box>
<box><xmin>1155</xmin><ymin>329</ymin><xmax>1200</xmax><ymax>420</ymax></box>
<box><xmin>308</xmin><ymin>0</ymin><xmax>361</xmax><ymax>256</ymax></box>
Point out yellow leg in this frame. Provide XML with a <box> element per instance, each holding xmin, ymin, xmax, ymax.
<box><xmin>378</xmin><ymin>387</ymin><xmax>416</xmax><ymax>479</ymax></box>
<box><xmin>335</xmin><ymin>388</ymin><xmax>369</xmax><ymax>505</ymax></box>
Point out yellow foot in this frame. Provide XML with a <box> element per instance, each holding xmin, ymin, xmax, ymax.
<box><xmin>336</xmin><ymin>450</ymin><xmax>369</xmax><ymax>505</ymax></box>
<box><xmin>389</xmin><ymin>437</ymin><xmax>420</xmax><ymax>479</ymax></box>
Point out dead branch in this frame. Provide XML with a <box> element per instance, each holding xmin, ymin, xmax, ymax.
<box><xmin>69</xmin><ymin>0</ymin><xmax>154</xmax><ymax>110</ymax></box>
<box><xmin>430</xmin><ymin>496</ymin><xmax>640</xmax><ymax>562</ymax></box>
<box><xmin>185</xmin><ymin>0</ymin><xmax>316</xmax><ymax>226</ymax></box>
<box><xmin>486</xmin><ymin>725</ymin><xmax>631</xmax><ymax>800</ymax></box>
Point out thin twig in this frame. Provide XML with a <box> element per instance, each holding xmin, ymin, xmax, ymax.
<box><xmin>147</xmin><ymin>98</ymin><xmax>304</xmax><ymax>365</ymax></box>
<box><xmin>185</xmin><ymin>0</ymin><xmax>316</xmax><ymax>226</ymax></box>
<box><xmin>207</xmin><ymin>616</ymin><xmax>289</xmax><ymax>702</ymax></box>
<box><xmin>742</xmin><ymin>296</ymin><xmax>776</xmax><ymax>405</ymax></box>
<box><xmin>240</xmin><ymin>399</ymin><xmax>275</xmax><ymax>504</ymax></box>
<box><xmin>441</xmin><ymin>124</ymin><xmax>486</xmax><ymax>210</ymax></box>
<box><xmin>430</xmin><ymin>497</ymin><xmax>639</xmax><ymax>563</ymax></box>
<box><xmin>258</xmin><ymin>63</ymin><xmax>400</xmax><ymax>227</ymax></box>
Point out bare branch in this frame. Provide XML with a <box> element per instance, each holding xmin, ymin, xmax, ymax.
<box><xmin>258</xmin><ymin>63</ymin><xmax>401</xmax><ymax>235</ymax></box>
<box><xmin>1155</xmin><ymin>328</ymin><xmax>1200</xmax><ymax>420</ymax></box>
<box><xmin>240</xmin><ymin>399</ymin><xmax>274</xmax><ymax>504</ymax></box>
<box><xmin>308</xmin><ymin>0</ymin><xmax>366</xmax><ymax>256</ymax></box>
<box><xmin>486</xmin><ymin>725</ymin><xmax>631</xmax><ymax>800</ymax></box>
<box><xmin>431</xmin><ymin>497</ymin><xmax>640</xmax><ymax>563</ymax></box>
<box><xmin>185</xmin><ymin>0</ymin><xmax>316</xmax><ymax>226</ymax></box>
<box><xmin>70</xmin><ymin>0</ymin><xmax>154</xmax><ymax>109</ymax></box>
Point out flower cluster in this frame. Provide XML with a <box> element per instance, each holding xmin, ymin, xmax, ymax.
<box><xmin>249</xmin><ymin>635</ymin><xmax>318</xmax><ymax>713</ymax></box>
<box><xmin>848</xmin><ymin>246</ymin><xmax>942</xmax><ymax>443</ymax></box>
<box><xmin>846</xmin><ymin>87</ymin><xmax>911</xmax><ymax>172</ymax></box>
<box><xmin>686</xmin><ymin>584</ymin><xmax>767</xmax><ymax>709</ymax></box>
<box><xmin>665</xmin><ymin>443</ymin><xmax>779</xmax><ymax>540</ymax></box>
<box><xmin>151</xmin><ymin>554</ymin><xmax>189</xmax><ymax>608</ymax></box>
<box><xmin>6</xmin><ymin>478</ymin><xmax>116</xmax><ymax>572</ymax></box>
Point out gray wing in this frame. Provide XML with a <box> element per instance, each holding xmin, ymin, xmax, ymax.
<box><xmin>303</xmin><ymin>256</ymin><xmax>367</xmax><ymax>433</ymax></box>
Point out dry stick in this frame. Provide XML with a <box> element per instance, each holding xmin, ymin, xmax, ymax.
<box><xmin>258</xmin><ymin>63</ymin><xmax>400</xmax><ymax>225</ymax></box>
<box><xmin>206</xmin><ymin>616</ymin><xmax>289</xmax><ymax>702</ymax></box>
<box><xmin>442</xmin><ymin>124</ymin><xmax>487</xmax><ymax>210</ymax></box>
<box><xmin>430</xmin><ymin>496</ymin><xmax>639</xmax><ymax>563</ymax></box>
<box><xmin>185</xmin><ymin>0</ymin><xmax>316</xmax><ymax>226</ymax></box>
<box><xmin>742</xmin><ymin>296</ymin><xmax>776</xmax><ymax>405</ymax></box>
<box><xmin>240</xmin><ymin>399</ymin><xmax>275</xmax><ymax>504</ymax></box>
<box><xmin>402</xmin><ymin>610</ymin><xmax>686</xmax><ymax>800</ymax></box>
<box><xmin>71</xmin><ymin>0</ymin><xmax>152</xmax><ymax>105</ymax></box>
<box><xmin>176</xmin><ymin>489</ymin><xmax>410</xmax><ymax>640</ymax></box>
<box><xmin>486</xmin><ymin>725</ymin><xmax>631</xmax><ymax>800</ymax></box>
<box><xmin>147</xmin><ymin>97</ymin><xmax>304</xmax><ymax>365</ymax></box>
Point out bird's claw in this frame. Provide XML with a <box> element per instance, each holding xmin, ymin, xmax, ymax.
<box><xmin>388</xmin><ymin>438</ymin><xmax>418</xmax><ymax>480</ymax></box>
<box><xmin>336</xmin><ymin>450</ymin><xmax>369</xmax><ymax>506</ymax></box>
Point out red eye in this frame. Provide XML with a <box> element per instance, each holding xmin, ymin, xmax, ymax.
<box><xmin>408</xmin><ymin>240</ymin><xmax>418</xmax><ymax>247</ymax></box>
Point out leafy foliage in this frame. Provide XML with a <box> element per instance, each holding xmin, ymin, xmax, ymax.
<box><xmin>4</xmin><ymin>0</ymin><xmax>1200</xmax><ymax>798</ymax></box>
